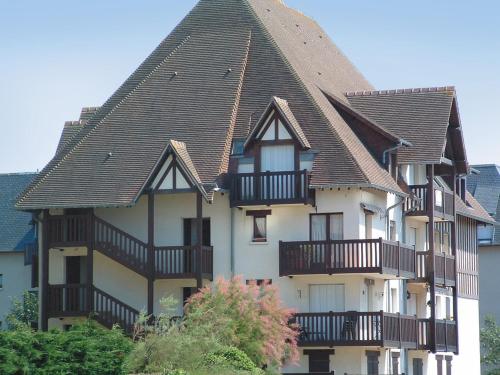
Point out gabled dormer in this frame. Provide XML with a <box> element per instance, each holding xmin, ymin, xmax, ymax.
<box><xmin>148</xmin><ymin>140</ymin><xmax>208</xmax><ymax>200</ymax></box>
<box><xmin>229</xmin><ymin>97</ymin><xmax>315</xmax><ymax>207</ymax></box>
<box><xmin>234</xmin><ymin>96</ymin><xmax>313</xmax><ymax>175</ymax></box>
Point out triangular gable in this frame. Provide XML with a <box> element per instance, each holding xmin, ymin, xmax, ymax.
<box><xmin>149</xmin><ymin>140</ymin><xmax>208</xmax><ymax>200</ymax></box>
<box><xmin>443</xmin><ymin>97</ymin><xmax>468</xmax><ymax>174</ymax></box>
<box><xmin>244</xmin><ymin>96</ymin><xmax>310</xmax><ymax>149</ymax></box>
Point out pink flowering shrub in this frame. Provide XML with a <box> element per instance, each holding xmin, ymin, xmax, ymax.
<box><xmin>185</xmin><ymin>276</ymin><xmax>299</xmax><ymax>368</ymax></box>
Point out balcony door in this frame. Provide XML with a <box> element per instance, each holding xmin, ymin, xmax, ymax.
<box><xmin>310</xmin><ymin>214</ymin><xmax>344</xmax><ymax>269</ymax></box>
<box><xmin>64</xmin><ymin>256</ymin><xmax>86</xmax><ymax>313</ymax></box>
<box><xmin>260</xmin><ymin>144</ymin><xmax>295</xmax><ymax>199</ymax></box>
<box><xmin>309</xmin><ymin>284</ymin><xmax>345</xmax><ymax>312</ymax></box>
<box><xmin>308</xmin><ymin>284</ymin><xmax>345</xmax><ymax>343</ymax></box>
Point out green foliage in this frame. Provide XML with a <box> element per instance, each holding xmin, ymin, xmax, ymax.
<box><xmin>124</xmin><ymin>293</ymin><xmax>272</xmax><ymax>375</ymax></box>
<box><xmin>0</xmin><ymin>320</ymin><xmax>132</xmax><ymax>375</ymax></box>
<box><xmin>202</xmin><ymin>347</ymin><xmax>265</xmax><ymax>374</ymax></box>
<box><xmin>185</xmin><ymin>276</ymin><xmax>298</xmax><ymax>367</ymax></box>
<box><xmin>481</xmin><ymin>316</ymin><xmax>500</xmax><ymax>375</ymax></box>
<box><xmin>6</xmin><ymin>291</ymin><xmax>38</xmax><ymax>330</ymax></box>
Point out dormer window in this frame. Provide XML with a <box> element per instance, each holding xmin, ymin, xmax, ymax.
<box><xmin>230</xmin><ymin>97</ymin><xmax>314</xmax><ymax>207</ymax></box>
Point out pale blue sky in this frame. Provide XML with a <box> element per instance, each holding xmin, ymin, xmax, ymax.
<box><xmin>1</xmin><ymin>0</ymin><xmax>499</xmax><ymax>173</ymax></box>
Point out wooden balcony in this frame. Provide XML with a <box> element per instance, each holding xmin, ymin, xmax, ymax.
<box><xmin>279</xmin><ymin>239</ymin><xmax>416</xmax><ymax>278</ymax></box>
<box><xmin>417</xmin><ymin>318</ymin><xmax>458</xmax><ymax>353</ymax></box>
<box><xmin>155</xmin><ymin>245</ymin><xmax>213</xmax><ymax>279</ymax></box>
<box><xmin>46</xmin><ymin>214</ymin><xmax>213</xmax><ymax>280</ymax></box>
<box><xmin>405</xmin><ymin>185</ymin><xmax>454</xmax><ymax>220</ymax></box>
<box><xmin>292</xmin><ymin>311</ymin><xmax>418</xmax><ymax>349</ymax></box>
<box><xmin>415</xmin><ymin>251</ymin><xmax>456</xmax><ymax>287</ymax></box>
<box><xmin>229</xmin><ymin>170</ymin><xmax>312</xmax><ymax>207</ymax></box>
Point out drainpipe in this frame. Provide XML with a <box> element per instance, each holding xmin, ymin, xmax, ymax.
<box><xmin>230</xmin><ymin>207</ymin><xmax>235</xmax><ymax>277</ymax></box>
<box><xmin>382</xmin><ymin>140</ymin><xmax>411</xmax><ymax>166</ymax></box>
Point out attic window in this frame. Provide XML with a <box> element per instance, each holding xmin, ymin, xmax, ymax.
<box><xmin>231</xmin><ymin>139</ymin><xmax>245</xmax><ymax>155</ymax></box>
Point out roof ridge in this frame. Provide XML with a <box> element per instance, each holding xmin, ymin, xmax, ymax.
<box><xmin>218</xmin><ymin>31</ymin><xmax>252</xmax><ymax>177</ymax></box>
<box><xmin>17</xmin><ymin>35</ymin><xmax>191</xmax><ymax>207</ymax></box>
<box><xmin>0</xmin><ymin>172</ymin><xmax>37</xmax><ymax>177</ymax></box>
<box><xmin>345</xmin><ymin>86</ymin><xmax>456</xmax><ymax>97</ymax></box>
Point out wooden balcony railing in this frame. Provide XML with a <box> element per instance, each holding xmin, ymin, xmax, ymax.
<box><xmin>292</xmin><ymin>311</ymin><xmax>418</xmax><ymax>349</ymax></box>
<box><xmin>435</xmin><ymin>319</ymin><xmax>458</xmax><ymax>352</ymax></box>
<box><xmin>45</xmin><ymin>214</ymin><xmax>213</xmax><ymax>280</ymax></box>
<box><xmin>417</xmin><ymin>318</ymin><xmax>457</xmax><ymax>353</ymax></box>
<box><xmin>229</xmin><ymin>170</ymin><xmax>311</xmax><ymax>207</ymax></box>
<box><xmin>279</xmin><ymin>239</ymin><xmax>416</xmax><ymax>278</ymax></box>
<box><xmin>93</xmin><ymin>286</ymin><xmax>139</xmax><ymax>335</ymax></box>
<box><xmin>47</xmin><ymin>284</ymin><xmax>87</xmax><ymax>317</ymax></box>
<box><xmin>46</xmin><ymin>214</ymin><xmax>89</xmax><ymax>247</ymax></box>
<box><xmin>415</xmin><ymin>251</ymin><xmax>456</xmax><ymax>286</ymax></box>
<box><xmin>154</xmin><ymin>245</ymin><xmax>213</xmax><ymax>278</ymax></box>
<box><xmin>405</xmin><ymin>185</ymin><xmax>454</xmax><ymax>219</ymax></box>
<box><xmin>435</xmin><ymin>253</ymin><xmax>456</xmax><ymax>286</ymax></box>
<box><xmin>94</xmin><ymin>216</ymin><xmax>149</xmax><ymax>277</ymax></box>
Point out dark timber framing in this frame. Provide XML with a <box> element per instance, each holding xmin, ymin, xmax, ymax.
<box><xmin>147</xmin><ymin>191</ymin><xmax>155</xmax><ymax>316</ymax></box>
<box><xmin>196</xmin><ymin>191</ymin><xmax>203</xmax><ymax>289</ymax></box>
<box><xmin>41</xmin><ymin>209</ymin><xmax>49</xmax><ymax>331</ymax></box>
<box><xmin>427</xmin><ymin>164</ymin><xmax>438</xmax><ymax>353</ymax></box>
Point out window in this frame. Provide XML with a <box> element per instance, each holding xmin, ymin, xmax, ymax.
<box><xmin>310</xmin><ymin>213</ymin><xmax>343</xmax><ymax>241</ymax></box>
<box><xmin>413</xmin><ymin>358</ymin><xmax>423</xmax><ymax>375</ymax></box>
<box><xmin>435</xmin><ymin>189</ymin><xmax>443</xmax><ymax>207</ymax></box>
<box><xmin>246</xmin><ymin>279</ymin><xmax>272</xmax><ymax>286</ymax></box>
<box><xmin>366</xmin><ymin>351</ymin><xmax>380</xmax><ymax>375</ymax></box>
<box><xmin>0</xmin><ymin>274</ymin><xmax>3</xmax><ymax>289</ymax></box>
<box><xmin>253</xmin><ymin>216</ymin><xmax>267</xmax><ymax>242</ymax></box>
<box><xmin>391</xmin><ymin>352</ymin><xmax>400</xmax><ymax>375</ymax></box>
<box><xmin>247</xmin><ymin>210</ymin><xmax>271</xmax><ymax>243</ymax></box>
<box><xmin>389</xmin><ymin>220</ymin><xmax>396</xmax><ymax>241</ymax></box>
<box><xmin>305</xmin><ymin>350</ymin><xmax>331</xmax><ymax>373</ymax></box>
<box><xmin>365</xmin><ymin>213</ymin><xmax>373</xmax><ymax>239</ymax></box>
<box><xmin>231</xmin><ymin>138</ymin><xmax>245</xmax><ymax>155</ymax></box>
<box><xmin>390</xmin><ymin>287</ymin><xmax>399</xmax><ymax>313</ymax></box>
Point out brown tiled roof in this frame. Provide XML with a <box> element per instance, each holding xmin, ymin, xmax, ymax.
<box><xmin>456</xmin><ymin>191</ymin><xmax>496</xmax><ymax>225</ymax></box>
<box><xmin>54</xmin><ymin>107</ymin><xmax>101</xmax><ymax>155</ymax></box>
<box><xmin>18</xmin><ymin>0</ymin><xmax>405</xmax><ymax>209</ymax></box>
<box><xmin>346</xmin><ymin>87</ymin><xmax>456</xmax><ymax>164</ymax></box>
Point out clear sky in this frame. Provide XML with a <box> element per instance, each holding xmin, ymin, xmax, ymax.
<box><xmin>1</xmin><ymin>0</ymin><xmax>499</xmax><ymax>173</ymax></box>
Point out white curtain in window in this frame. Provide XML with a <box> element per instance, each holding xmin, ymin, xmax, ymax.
<box><xmin>261</xmin><ymin>145</ymin><xmax>294</xmax><ymax>172</ymax></box>
<box><xmin>311</xmin><ymin>215</ymin><xmax>327</xmax><ymax>241</ymax></box>
<box><xmin>330</xmin><ymin>214</ymin><xmax>343</xmax><ymax>240</ymax></box>
<box><xmin>254</xmin><ymin>217</ymin><xmax>266</xmax><ymax>239</ymax></box>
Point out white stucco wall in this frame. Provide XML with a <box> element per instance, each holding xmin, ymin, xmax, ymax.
<box><xmin>0</xmin><ymin>252</ymin><xmax>32</xmax><ymax>329</ymax></box>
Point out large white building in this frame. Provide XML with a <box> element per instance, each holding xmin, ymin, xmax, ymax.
<box><xmin>16</xmin><ymin>1</ymin><xmax>493</xmax><ymax>374</ymax></box>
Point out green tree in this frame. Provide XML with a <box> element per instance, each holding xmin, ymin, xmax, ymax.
<box><xmin>6</xmin><ymin>290</ymin><xmax>38</xmax><ymax>330</ymax></box>
<box><xmin>481</xmin><ymin>316</ymin><xmax>500</xmax><ymax>375</ymax></box>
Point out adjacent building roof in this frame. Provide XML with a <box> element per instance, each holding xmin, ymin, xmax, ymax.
<box><xmin>467</xmin><ymin>165</ymin><xmax>500</xmax><ymax>243</ymax></box>
<box><xmin>0</xmin><ymin>173</ymin><xmax>37</xmax><ymax>251</ymax></box>
<box><xmin>17</xmin><ymin>0</ymin><xmax>406</xmax><ymax>210</ymax></box>
<box><xmin>345</xmin><ymin>87</ymin><xmax>459</xmax><ymax>165</ymax></box>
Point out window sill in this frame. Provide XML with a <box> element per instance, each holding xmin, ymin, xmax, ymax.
<box><xmin>250</xmin><ymin>241</ymin><xmax>268</xmax><ymax>245</ymax></box>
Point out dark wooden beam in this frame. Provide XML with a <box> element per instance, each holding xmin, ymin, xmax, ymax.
<box><xmin>147</xmin><ymin>192</ymin><xmax>155</xmax><ymax>316</ymax></box>
<box><xmin>246</xmin><ymin>209</ymin><xmax>272</xmax><ymax>216</ymax></box>
<box><xmin>427</xmin><ymin>164</ymin><xmax>437</xmax><ymax>353</ymax></box>
<box><xmin>86</xmin><ymin>209</ymin><xmax>94</xmax><ymax>314</ymax></box>
<box><xmin>452</xmin><ymin>171</ymin><xmax>459</xmax><ymax>355</ymax></box>
<box><xmin>196</xmin><ymin>192</ymin><xmax>203</xmax><ymax>289</ymax></box>
<box><xmin>41</xmin><ymin>210</ymin><xmax>49</xmax><ymax>331</ymax></box>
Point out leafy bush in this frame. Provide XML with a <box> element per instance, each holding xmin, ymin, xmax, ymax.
<box><xmin>185</xmin><ymin>276</ymin><xmax>298</xmax><ymax>368</ymax></box>
<box><xmin>125</xmin><ymin>280</ymin><xmax>293</xmax><ymax>375</ymax></box>
<box><xmin>0</xmin><ymin>320</ymin><xmax>132</xmax><ymax>375</ymax></box>
<box><xmin>6</xmin><ymin>290</ymin><xmax>38</xmax><ymax>330</ymax></box>
<box><xmin>482</xmin><ymin>316</ymin><xmax>500</xmax><ymax>375</ymax></box>
<box><xmin>202</xmin><ymin>347</ymin><xmax>264</xmax><ymax>374</ymax></box>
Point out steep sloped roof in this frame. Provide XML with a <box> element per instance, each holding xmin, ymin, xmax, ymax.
<box><xmin>0</xmin><ymin>173</ymin><xmax>36</xmax><ymax>251</ymax></box>
<box><xmin>346</xmin><ymin>87</ymin><xmax>456</xmax><ymax>164</ymax></box>
<box><xmin>467</xmin><ymin>164</ymin><xmax>500</xmax><ymax>243</ymax></box>
<box><xmin>17</xmin><ymin>0</ymin><xmax>403</xmax><ymax>210</ymax></box>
